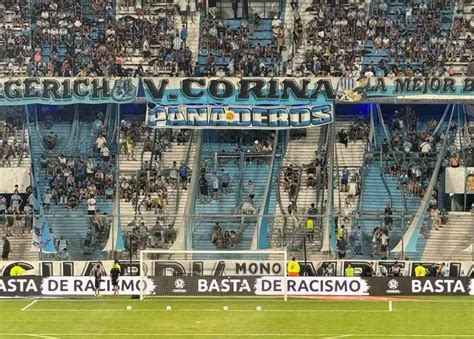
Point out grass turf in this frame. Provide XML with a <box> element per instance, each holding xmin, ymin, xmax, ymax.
<box><xmin>0</xmin><ymin>296</ymin><xmax>473</xmax><ymax>338</ymax></box>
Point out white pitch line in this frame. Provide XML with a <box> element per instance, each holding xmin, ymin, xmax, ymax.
<box><xmin>4</xmin><ymin>334</ymin><xmax>474</xmax><ymax>338</ymax></box>
<box><xmin>21</xmin><ymin>300</ymin><xmax>38</xmax><ymax>311</ymax></box>
<box><xmin>24</xmin><ymin>309</ymin><xmax>388</xmax><ymax>313</ymax></box>
<box><xmin>26</xmin><ymin>335</ymin><xmax>58</xmax><ymax>339</ymax></box>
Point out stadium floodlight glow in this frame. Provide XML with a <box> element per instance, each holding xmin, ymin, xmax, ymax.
<box><xmin>139</xmin><ymin>250</ymin><xmax>288</xmax><ymax>301</ymax></box>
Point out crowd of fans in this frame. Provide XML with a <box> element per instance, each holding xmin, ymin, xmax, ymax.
<box><xmin>298</xmin><ymin>1</ymin><xmax>369</xmax><ymax>76</ymax></box>
<box><xmin>199</xmin><ymin>12</ymin><xmax>289</xmax><ymax>76</ymax></box>
<box><xmin>115</xmin><ymin>11</ymin><xmax>193</xmax><ymax>76</ymax></box>
<box><xmin>363</xmin><ymin>0</ymin><xmax>470</xmax><ymax>76</ymax></box>
<box><xmin>0</xmin><ymin>0</ymin><xmax>32</xmax><ymax>72</ymax></box>
<box><xmin>119</xmin><ymin>119</ymin><xmax>191</xmax><ymax>252</ymax></box>
<box><xmin>2</xmin><ymin>0</ymin><xmax>192</xmax><ymax>77</ymax></box>
<box><xmin>0</xmin><ymin>112</ymin><xmax>28</xmax><ymax>167</ymax></box>
<box><xmin>287</xmin><ymin>0</ymin><xmax>473</xmax><ymax>77</ymax></box>
<box><xmin>2</xmin><ymin>0</ymin><xmax>474</xmax><ymax>77</ymax></box>
<box><xmin>211</xmin><ymin>222</ymin><xmax>238</xmax><ymax>248</ymax></box>
<box><xmin>0</xmin><ymin>186</ymin><xmax>33</xmax><ymax>239</ymax></box>
<box><xmin>38</xmin><ymin>112</ymin><xmax>116</xmax><ymax>255</ymax></box>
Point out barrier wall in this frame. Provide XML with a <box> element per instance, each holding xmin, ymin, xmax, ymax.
<box><xmin>1</xmin><ymin>260</ymin><xmax>474</xmax><ymax>278</ymax></box>
<box><xmin>1</xmin><ymin>276</ymin><xmax>473</xmax><ymax>297</ymax></box>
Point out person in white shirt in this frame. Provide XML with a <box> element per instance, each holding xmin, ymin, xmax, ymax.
<box><xmin>87</xmin><ymin>195</ymin><xmax>97</xmax><ymax>217</ymax></box>
<box><xmin>0</xmin><ymin>195</ymin><xmax>6</xmax><ymax>215</ymax></box>
<box><xmin>440</xmin><ymin>263</ymin><xmax>449</xmax><ymax>277</ymax></box>
<box><xmin>212</xmin><ymin>173</ymin><xmax>219</xmax><ymax>201</ymax></box>
<box><xmin>44</xmin><ymin>189</ymin><xmax>53</xmax><ymax>211</ymax></box>
<box><xmin>95</xmin><ymin>135</ymin><xmax>107</xmax><ymax>153</ymax></box>
<box><xmin>420</xmin><ymin>140</ymin><xmax>432</xmax><ymax>154</ymax></box>
<box><xmin>101</xmin><ymin>145</ymin><xmax>110</xmax><ymax>163</ymax></box>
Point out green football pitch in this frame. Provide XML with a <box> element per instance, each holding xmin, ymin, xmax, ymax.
<box><xmin>0</xmin><ymin>297</ymin><xmax>473</xmax><ymax>338</ymax></box>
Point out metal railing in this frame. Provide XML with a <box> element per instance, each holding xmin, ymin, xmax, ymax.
<box><xmin>392</xmin><ymin>104</ymin><xmax>456</xmax><ymax>256</ymax></box>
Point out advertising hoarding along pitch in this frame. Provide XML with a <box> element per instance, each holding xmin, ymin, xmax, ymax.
<box><xmin>1</xmin><ymin>276</ymin><xmax>473</xmax><ymax>297</ymax></box>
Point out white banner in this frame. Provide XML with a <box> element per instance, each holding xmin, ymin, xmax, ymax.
<box><xmin>0</xmin><ymin>167</ymin><xmax>30</xmax><ymax>192</ymax></box>
<box><xmin>445</xmin><ymin>167</ymin><xmax>474</xmax><ymax>193</ymax></box>
<box><xmin>40</xmin><ymin>276</ymin><xmax>156</xmax><ymax>296</ymax></box>
<box><xmin>146</xmin><ymin>104</ymin><xmax>333</xmax><ymax>129</ymax></box>
<box><xmin>255</xmin><ymin>277</ymin><xmax>370</xmax><ymax>296</ymax></box>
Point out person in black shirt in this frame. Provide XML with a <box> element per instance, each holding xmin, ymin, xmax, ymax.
<box><xmin>361</xmin><ymin>262</ymin><xmax>374</xmax><ymax>277</ymax></box>
<box><xmin>90</xmin><ymin>261</ymin><xmax>106</xmax><ymax>297</ymax></box>
<box><xmin>2</xmin><ymin>236</ymin><xmax>11</xmax><ymax>261</ymax></box>
<box><xmin>110</xmin><ymin>260</ymin><xmax>121</xmax><ymax>295</ymax></box>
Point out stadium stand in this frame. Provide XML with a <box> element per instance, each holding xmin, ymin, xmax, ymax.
<box><xmin>0</xmin><ymin>0</ymin><xmax>473</xmax><ymax>264</ymax></box>
<box><xmin>273</xmin><ymin>128</ymin><xmax>325</xmax><ymax>251</ymax></box>
<box><xmin>119</xmin><ymin>118</ymin><xmax>197</xmax><ymax>253</ymax></box>
<box><xmin>27</xmin><ymin>105</ymin><xmax>114</xmax><ymax>259</ymax></box>
<box><xmin>192</xmin><ymin>130</ymin><xmax>278</xmax><ymax>250</ymax></box>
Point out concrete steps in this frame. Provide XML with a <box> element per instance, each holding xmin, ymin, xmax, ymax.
<box><xmin>0</xmin><ymin>231</ymin><xmax>38</xmax><ymax>261</ymax></box>
<box><xmin>420</xmin><ymin>212</ymin><xmax>474</xmax><ymax>261</ymax></box>
<box><xmin>272</xmin><ymin>128</ymin><xmax>322</xmax><ymax>250</ymax></box>
<box><xmin>29</xmin><ymin>120</ymin><xmax>112</xmax><ymax>259</ymax></box>
<box><xmin>120</xmin><ymin>129</ymin><xmax>198</xmax><ymax>250</ymax></box>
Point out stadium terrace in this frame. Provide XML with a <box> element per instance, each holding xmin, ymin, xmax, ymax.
<box><xmin>0</xmin><ymin>0</ymin><xmax>473</xmax><ymax>335</ymax></box>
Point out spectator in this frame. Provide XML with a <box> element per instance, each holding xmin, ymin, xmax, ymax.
<box><xmin>242</xmin><ymin>198</ymin><xmax>256</xmax><ymax>214</ymax></box>
<box><xmin>351</xmin><ymin>226</ymin><xmax>364</xmax><ymax>255</ymax></box>
<box><xmin>211</xmin><ymin>172</ymin><xmax>219</xmax><ymax>201</ymax></box>
<box><xmin>199</xmin><ymin>173</ymin><xmax>209</xmax><ymax>203</ymax></box>
<box><xmin>56</xmin><ymin>235</ymin><xmax>68</xmax><ymax>253</ymax></box>
<box><xmin>221</xmin><ymin>169</ymin><xmax>230</xmax><ymax>194</ymax></box>
<box><xmin>179</xmin><ymin>162</ymin><xmax>190</xmax><ymax>190</ymax></box>
<box><xmin>2</xmin><ymin>236</ymin><xmax>11</xmax><ymax>261</ymax></box>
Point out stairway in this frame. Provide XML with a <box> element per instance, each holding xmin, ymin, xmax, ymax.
<box><xmin>185</xmin><ymin>13</ymin><xmax>201</xmax><ymax>64</ymax></box>
<box><xmin>120</xmin><ymin>131</ymin><xmax>198</xmax><ymax>249</ymax></box>
<box><xmin>29</xmin><ymin>120</ymin><xmax>112</xmax><ymax>259</ymax></box>
<box><xmin>420</xmin><ymin>212</ymin><xmax>474</xmax><ymax>261</ymax></box>
<box><xmin>357</xmin><ymin>165</ymin><xmax>420</xmax><ymax>256</ymax></box>
<box><xmin>272</xmin><ymin>128</ymin><xmax>322</xmax><ymax>250</ymax></box>
<box><xmin>332</xmin><ymin>121</ymin><xmax>367</xmax><ymax>226</ymax></box>
<box><xmin>192</xmin><ymin>134</ymin><xmax>247</xmax><ymax>250</ymax></box>
<box><xmin>0</xmin><ymin>232</ymin><xmax>38</xmax><ymax>261</ymax></box>
<box><xmin>192</xmin><ymin>131</ymin><xmax>271</xmax><ymax>250</ymax></box>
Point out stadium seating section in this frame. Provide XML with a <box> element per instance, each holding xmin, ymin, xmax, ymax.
<box><xmin>0</xmin><ymin>0</ymin><xmax>473</xmax><ymax>262</ymax></box>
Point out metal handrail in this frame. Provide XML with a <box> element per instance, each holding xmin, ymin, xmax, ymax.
<box><xmin>392</xmin><ymin>104</ymin><xmax>456</xmax><ymax>255</ymax></box>
<box><xmin>379</xmin><ymin>147</ymin><xmax>394</xmax><ymax>208</ymax></box>
<box><xmin>186</xmin><ymin>130</ymin><xmax>203</xmax><ymax>249</ymax></box>
<box><xmin>376</xmin><ymin>104</ymin><xmax>402</xmax><ymax>212</ymax></box>
<box><xmin>252</xmin><ymin>130</ymin><xmax>279</xmax><ymax>249</ymax></box>
<box><xmin>172</xmin><ymin>130</ymin><xmax>195</xmax><ymax>229</ymax></box>
<box><xmin>60</xmin><ymin>105</ymin><xmax>79</xmax><ymax>155</ymax></box>
<box><xmin>234</xmin><ymin>151</ymin><xmax>245</xmax><ymax>213</ymax></box>
<box><xmin>32</xmin><ymin>105</ymin><xmax>47</xmax><ymax>152</ymax></box>
<box><xmin>321</xmin><ymin>121</ymin><xmax>335</xmax><ymax>253</ymax></box>
<box><xmin>431</xmin><ymin>104</ymin><xmax>450</xmax><ymax>138</ymax></box>
<box><xmin>317</xmin><ymin>124</ymin><xmax>330</xmax><ymax>214</ymax></box>
<box><xmin>17</xmin><ymin>111</ymin><xmax>27</xmax><ymax>167</ymax></box>
<box><xmin>276</xmin><ymin>130</ymin><xmax>289</xmax><ymax>231</ymax></box>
